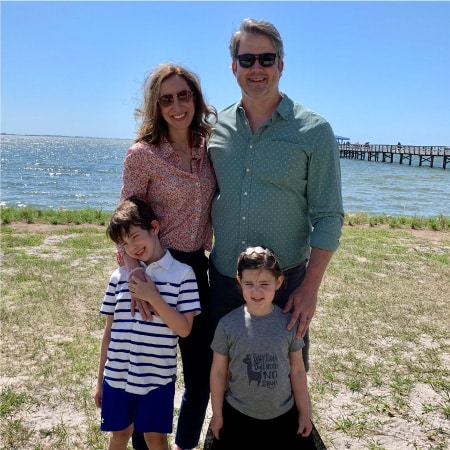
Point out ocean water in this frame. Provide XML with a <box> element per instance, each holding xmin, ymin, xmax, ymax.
<box><xmin>1</xmin><ymin>135</ymin><xmax>449</xmax><ymax>217</ymax></box>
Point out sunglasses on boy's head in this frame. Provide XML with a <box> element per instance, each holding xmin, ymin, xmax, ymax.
<box><xmin>158</xmin><ymin>90</ymin><xmax>193</xmax><ymax>107</ymax></box>
<box><xmin>236</xmin><ymin>53</ymin><xmax>277</xmax><ymax>68</ymax></box>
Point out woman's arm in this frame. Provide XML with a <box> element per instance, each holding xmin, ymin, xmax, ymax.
<box><xmin>119</xmin><ymin>144</ymin><xmax>155</xmax><ymax>321</ymax></box>
<box><xmin>130</xmin><ymin>273</ymin><xmax>195</xmax><ymax>337</ymax></box>
<box><xmin>122</xmin><ymin>251</ymin><xmax>154</xmax><ymax>321</ymax></box>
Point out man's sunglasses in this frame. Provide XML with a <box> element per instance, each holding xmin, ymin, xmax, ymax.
<box><xmin>236</xmin><ymin>53</ymin><xmax>277</xmax><ymax>68</ymax></box>
<box><xmin>158</xmin><ymin>90</ymin><xmax>193</xmax><ymax>107</ymax></box>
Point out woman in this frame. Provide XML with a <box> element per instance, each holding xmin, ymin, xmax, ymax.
<box><xmin>120</xmin><ymin>63</ymin><xmax>217</xmax><ymax>450</ymax></box>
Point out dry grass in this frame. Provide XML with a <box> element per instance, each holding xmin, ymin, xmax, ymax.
<box><xmin>1</xmin><ymin>223</ymin><xmax>449</xmax><ymax>449</ymax></box>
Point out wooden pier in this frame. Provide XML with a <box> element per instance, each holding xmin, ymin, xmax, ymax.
<box><xmin>339</xmin><ymin>143</ymin><xmax>450</xmax><ymax>169</ymax></box>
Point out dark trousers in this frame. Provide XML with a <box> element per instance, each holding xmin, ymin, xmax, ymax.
<box><xmin>132</xmin><ymin>249</ymin><xmax>213</xmax><ymax>450</ymax></box>
<box><xmin>209</xmin><ymin>260</ymin><xmax>309</xmax><ymax>371</ymax></box>
<box><xmin>210</xmin><ymin>400</ymin><xmax>317</xmax><ymax>450</ymax></box>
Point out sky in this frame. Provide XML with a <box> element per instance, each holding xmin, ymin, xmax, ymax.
<box><xmin>1</xmin><ymin>1</ymin><xmax>449</xmax><ymax>146</ymax></box>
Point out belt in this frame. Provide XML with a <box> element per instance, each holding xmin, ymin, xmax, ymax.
<box><xmin>283</xmin><ymin>260</ymin><xmax>307</xmax><ymax>276</ymax></box>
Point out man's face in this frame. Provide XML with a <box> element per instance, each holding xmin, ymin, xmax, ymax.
<box><xmin>232</xmin><ymin>32</ymin><xmax>284</xmax><ymax>101</ymax></box>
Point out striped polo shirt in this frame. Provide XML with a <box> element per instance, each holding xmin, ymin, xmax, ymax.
<box><xmin>100</xmin><ymin>250</ymin><xmax>200</xmax><ymax>395</ymax></box>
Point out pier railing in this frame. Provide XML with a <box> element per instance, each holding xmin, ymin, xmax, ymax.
<box><xmin>338</xmin><ymin>143</ymin><xmax>450</xmax><ymax>169</ymax></box>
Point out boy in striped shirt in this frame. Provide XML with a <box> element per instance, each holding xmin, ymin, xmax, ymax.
<box><xmin>93</xmin><ymin>196</ymin><xmax>200</xmax><ymax>450</ymax></box>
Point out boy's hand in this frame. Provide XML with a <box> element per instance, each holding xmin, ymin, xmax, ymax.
<box><xmin>127</xmin><ymin>268</ymin><xmax>154</xmax><ymax>321</ymax></box>
<box><xmin>129</xmin><ymin>274</ymin><xmax>161</xmax><ymax>315</ymax></box>
<box><xmin>92</xmin><ymin>385</ymin><xmax>102</xmax><ymax>408</ymax></box>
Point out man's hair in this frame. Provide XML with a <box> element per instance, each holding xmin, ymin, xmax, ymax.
<box><xmin>237</xmin><ymin>246</ymin><xmax>283</xmax><ymax>280</ymax></box>
<box><xmin>107</xmin><ymin>196</ymin><xmax>157</xmax><ymax>245</ymax></box>
<box><xmin>229</xmin><ymin>18</ymin><xmax>284</xmax><ymax>61</ymax></box>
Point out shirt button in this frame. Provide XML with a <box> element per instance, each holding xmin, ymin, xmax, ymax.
<box><xmin>244</xmin><ymin>192</ymin><xmax>248</xmax><ymax>195</ymax></box>
<box><xmin>242</xmin><ymin>217</ymin><xmax>246</xmax><ymax>220</ymax></box>
<box><xmin>246</xmin><ymin>168</ymin><xmax>250</xmax><ymax>172</ymax></box>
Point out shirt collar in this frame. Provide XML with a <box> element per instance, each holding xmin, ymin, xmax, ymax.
<box><xmin>141</xmin><ymin>249</ymin><xmax>174</xmax><ymax>271</ymax></box>
<box><xmin>236</xmin><ymin>93</ymin><xmax>293</xmax><ymax>122</ymax></box>
<box><xmin>160</xmin><ymin>137</ymin><xmax>204</xmax><ymax>160</ymax></box>
<box><xmin>275</xmin><ymin>93</ymin><xmax>293</xmax><ymax>121</ymax></box>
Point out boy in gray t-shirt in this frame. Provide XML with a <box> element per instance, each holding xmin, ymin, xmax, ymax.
<box><xmin>210</xmin><ymin>247</ymin><xmax>314</xmax><ymax>449</ymax></box>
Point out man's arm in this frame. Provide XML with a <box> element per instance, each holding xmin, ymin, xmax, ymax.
<box><xmin>283</xmin><ymin>247</ymin><xmax>333</xmax><ymax>338</ymax></box>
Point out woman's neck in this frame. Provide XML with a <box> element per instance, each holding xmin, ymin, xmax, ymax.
<box><xmin>168</xmin><ymin>130</ymin><xmax>191</xmax><ymax>155</ymax></box>
<box><xmin>168</xmin><ymin>132</ymin><xmax>192</xmax><ymax>172</ymax></box>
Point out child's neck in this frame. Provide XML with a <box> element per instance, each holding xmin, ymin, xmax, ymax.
<box><xmin>143</xmin><ymin>246</ymin><xmax>165</xmax><ymax>265</ymax></box>
<box><xmin>245</xmin><ymin>303</ymin><xmax>274</xmax><ymax>316</ymax></box>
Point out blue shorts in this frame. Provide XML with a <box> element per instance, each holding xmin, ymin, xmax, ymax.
<box><xmin>100</xmin><ymin>380</ymin><xmax>175</xmax><ymax>433</ymax></box>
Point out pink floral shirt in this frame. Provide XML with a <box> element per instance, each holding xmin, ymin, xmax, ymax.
<box><xmin>120</xmin><ymin>138</ymin><xmax>216</xmax><ymax>252</ymax></box>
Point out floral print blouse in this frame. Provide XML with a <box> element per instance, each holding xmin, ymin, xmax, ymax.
<box><xmin>120</xmin><ymin>138</ymin><xmax>216</xmax><ymax>252</ymax></box>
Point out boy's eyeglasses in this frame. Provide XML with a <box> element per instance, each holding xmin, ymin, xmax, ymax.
<box><xmin>158</xmin><ymin>90</ymin><xmax>193</xmax><ymax>107</ymax></box>
<box><xmin>236</xmin><ymin>53</ymin><xmax>277</xmax><ymax>68</ymax></box>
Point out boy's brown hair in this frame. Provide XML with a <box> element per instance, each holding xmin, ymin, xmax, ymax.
<box><xmin>107</xmin><ymin>196</ymin><xmax>157</xmax><ymax>245</ymax></box>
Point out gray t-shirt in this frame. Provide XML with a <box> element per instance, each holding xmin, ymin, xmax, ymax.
<box><xmin>211</xmin><ymin>305</ymin><xmax>304</xmax><ymax>420</ymax></box>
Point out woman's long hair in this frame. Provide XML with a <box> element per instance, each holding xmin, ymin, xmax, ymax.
<box><xmin>134</xmin><ymin>63</ymin><xmax>217</xmax><ymax>148</ymax></box>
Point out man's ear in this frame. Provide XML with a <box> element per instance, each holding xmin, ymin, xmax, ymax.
<box><xmin>236</xmin><ymin>275</ymin><xmax>241</xmax><ymax>285</ymax></box>
<box><xmin>231</xmin><ymin>60</ymin><xmax>237</xmax><ymax>77</ymax></box>
<box><xmin>278</xmin><ymin>59</ymin><xmax>284</xmax><ymax>78</ymax></box>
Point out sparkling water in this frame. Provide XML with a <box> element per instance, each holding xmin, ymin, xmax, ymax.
<box><xmin>1</xmin><ymin>135</ymin><xmax>449</xmax><ymax>217</ymax></box>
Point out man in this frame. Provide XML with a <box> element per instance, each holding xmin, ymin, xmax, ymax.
<box><xmin>208</xmin><ymin>18</ymin><xmax>344</xmax><ymax>370</ymax></box>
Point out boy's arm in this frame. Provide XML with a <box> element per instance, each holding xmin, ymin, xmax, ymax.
<box><xmin>210</xmin><ymin>351</ymin><xmax>229</xmax><ymax>439</ymax></box>
<box><xmin>130</xmin><ymin>273</ymin><xmax>195</xmax><ymax>337</ymax></box>
<box><xmin>289</xmin><ymin>350</ymin><xmax>313</xmax><ymax>437</ymax></box>
<box><xmin>92</xmin><ymin>315</ymin><xmax>113</xmax><ymax>408</ymax></box>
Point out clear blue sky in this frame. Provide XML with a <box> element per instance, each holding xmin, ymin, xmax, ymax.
<box><xmin>2</xmin><ymin>1</ymin><xmax>449</xmax><ymax>145</ymax></box>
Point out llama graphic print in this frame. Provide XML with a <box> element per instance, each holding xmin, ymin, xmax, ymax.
<box><xmin>242</xmin><ymin>353</ymin><xmax>278</xmax><ymax>388</ymax></box>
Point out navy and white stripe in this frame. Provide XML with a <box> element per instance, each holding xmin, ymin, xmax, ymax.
<box><xmin>100</xmin><ymin>250</ymin><xmax>200</xmax><ymax>395</ymax></box>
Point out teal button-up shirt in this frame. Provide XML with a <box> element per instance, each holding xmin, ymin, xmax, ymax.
<box><xmin>208</xmin><ymin>94</ymin><xmax>344</xmax><ymax>278</ymax></box>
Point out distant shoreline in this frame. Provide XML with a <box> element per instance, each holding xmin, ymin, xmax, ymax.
<box><xmin>1</xmin><ymin>132</ymin><xmax>131</xmax><ymax>140</ymax></box>
<box><xmin>2</xmin><ymin>133</ymin><xmax>447</xmax><ymax>147</ymax></box>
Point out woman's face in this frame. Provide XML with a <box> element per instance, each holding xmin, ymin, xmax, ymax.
<box><xmin>158</xmin><ymin>75</ymin><xmax>195</xmax><ymax>134</ymax></box>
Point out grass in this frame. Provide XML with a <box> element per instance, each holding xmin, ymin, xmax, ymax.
<box><xmin>1</xmin><ymin>205</ymin><xmax>449</xmax><ymax>231</ymax></box>
<box><xmin>0</xmin><ymin>207</ymin><xmax>449</xmax><ymax>449</ymax></box>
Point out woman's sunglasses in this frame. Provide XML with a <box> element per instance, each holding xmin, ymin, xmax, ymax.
<box><xmin>158</xmin><ymin>90</ymin><xmax>193</xmax><ymax>107</ymax></box>
<box><xmin>237</xmin><ymin>53</ymin><xmax>277</xmax><ymax>68</ymax></box>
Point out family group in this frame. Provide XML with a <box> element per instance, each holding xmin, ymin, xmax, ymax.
<box><xmin>92</xmin><ymin>18</ymin><xmax>344</xmax><ymax>450</ymax></box>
